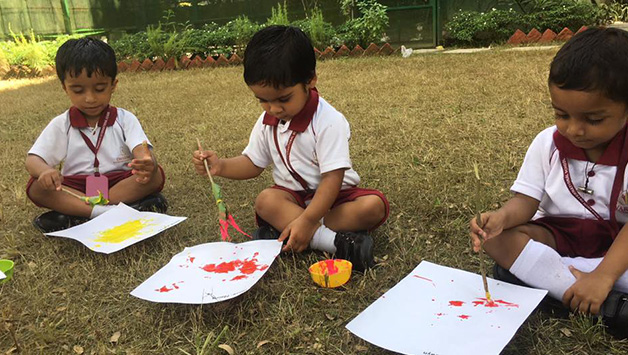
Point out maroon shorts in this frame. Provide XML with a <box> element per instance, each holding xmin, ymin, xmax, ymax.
<box><xmin>26</xmin><ymin>166</ymin><xmax>165</xmax><ymax>207</ymax></box>
<box><xmin>257</xmin><ymin>185</ymin><xmax>390</xmax><ymax>231</ymax></box>
<box><xmin>530</xmin><ymin>216</ymin><xmax>615</xmax><ymax>258</ymax></box>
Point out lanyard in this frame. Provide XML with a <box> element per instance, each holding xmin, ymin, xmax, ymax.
<box><xmin>79</xmin><ymin>110</ymin><xmax>111</xmax><ymax>176</ymax></box>
<box><xmin>273</xmin><ymin>126</ymin><xmax>311</xmax><ymax>191</ymax></box>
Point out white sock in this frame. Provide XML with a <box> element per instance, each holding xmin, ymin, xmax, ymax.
<box><xmin>90</xmin><ymin>205</ymin><xmax>115</xmax><ymax>219</ymax></box>
<box><xmin>561</xmin><ymin>256</ymin><xmax>628</xmax><ymax>294</ymax></box>
<box><xmin>509</xmin><ymin>239</ymin><xmax>576</xmax><ymax>300</ymax></box>
<box><xmin>309</xmin><ymin>225</ymin><xmax>337</xmax><ymax>253</ymax></box>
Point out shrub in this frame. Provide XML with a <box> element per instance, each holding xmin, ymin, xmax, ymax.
<box><xmin>0</xmin><ymin>31</ymin><xmax>79</xmax><ymax>69</ymax></box>
<box><xmin>110</xmin><ymin>32</ymin><xmax>151</xmax><ymax>60</ymax></box>
<box><xmin>336</xmin><ymin>0</ymin><xmax>388</xmax><ymax>47</ymax></box>
<box><xmin>267</xmin><ymin>1</ymin><xmax>290</xmax><ymax>26</ymax></box>
<box><xmin>224</xmin><ymin>16</ymin><xmax>260</xmax><ymax>48</ymax></box>
<box><xmin>444</xmin><ymin>0</ymin><xmax>609</xmax><ymax>46</ymax></box>
<box><xmin>292</xmin><ymin>7</ymin><xmax>337</xmax><ymax>49</ymax></box>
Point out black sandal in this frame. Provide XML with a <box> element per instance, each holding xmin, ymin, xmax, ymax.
<box><xmin>601</xmin><ymin>290</ymin><xmax>628</xmax><ymax>339</ymax></box>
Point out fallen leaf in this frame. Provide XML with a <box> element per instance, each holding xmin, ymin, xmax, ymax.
<box><xmin>110</xmin><ymin>331</ymin><xmax>121</xmax><ymax>343</ymax></box>
<box><xmin>73</xmin><ymin>345</ymin><xmax>84</xmax><ymax>354</ymax></box>
<box><xmin>217</xmin><ymin>344</ymin><xmax>234</xmax><ymax>355</ymax></box>
<box><xmin>324</xmin><ymin>313</ymin><xmax>335</xmax><ymax>321</ymax></box>
<box><xmin>256</xmin><ymin>340</ymin><xmax>270</xmax><ymax>348</ymax></box>
<box><xmin>560</xmin><ymin>328</ymin><xmax>572</xmax><ymax>337</ymax></box>
<box><xmin>355</xmin><ymin>344</ymin><xmax>369</xmax><ymax>352</ymax></box>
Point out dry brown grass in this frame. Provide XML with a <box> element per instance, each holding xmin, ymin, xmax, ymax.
<box><xmin>2</xmin><ymin>49</ymin><xmax>628</xmax><ymax>354</ymax></box>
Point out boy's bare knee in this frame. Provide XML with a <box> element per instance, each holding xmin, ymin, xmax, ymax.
<box><xmin>359</xmin><ymin>196</ymin><xmax>386</xmax><ymax>224</ymax></box>
<box><xmin>254</xmin><ymin>189</ymin><xmax>277</xmax><ymax>215</ymax></box>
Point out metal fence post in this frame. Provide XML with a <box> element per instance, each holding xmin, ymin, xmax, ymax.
<box><xmin>60</xmin><ymin>0</ymin><xmax>73</xmax><ymax>34</ymax></box>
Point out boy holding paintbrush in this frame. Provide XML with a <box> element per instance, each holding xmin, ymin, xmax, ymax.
<box><xmin>470</xmin><ymin>28</ymin><xmax>628</xmax><ymax>337</ymax></box>
<box><xmin>26</xmin><ymin>37</ymin><xmax>167</xmax><ymax>233</ymax></box>
<box><xmin>193</xmin><ymin>26</ymin><xmax>389</xmax><ymax>271</ymax></box>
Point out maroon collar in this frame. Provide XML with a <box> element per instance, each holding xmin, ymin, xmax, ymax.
<box><xmin>553</xmin><ymin>125</ymin><xmax>628</xmax><ymax>166</ymax></box>
<box><xmin>262</xmin><ymin>88</ymin><xmax>319</xmax><ymax>133</ymax></box>
<box><xmin>69</xmin><ymin>106</ymin><xmax>117</xmax><ymax>128</ymax></box>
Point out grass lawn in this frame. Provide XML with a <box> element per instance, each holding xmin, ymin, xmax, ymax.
<box><xmin>1</xmin><ymin>49</ymin><xmax>627</xmax><ymax>354</ymax></box>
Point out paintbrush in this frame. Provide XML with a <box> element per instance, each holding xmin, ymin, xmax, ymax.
<box><xmin>473</xmin><ymin>163</ymin><xmax>493</xmax><ymax>304</ymax></box>
<box><xmin>61</xmin><ymin>187</ymin><xmax>109</xmax><ymax>206</ymax></box>
<box><xmin>196</xmin><ymin>138</ymin><xmax>216</xmax><ymax>185</ymax></box>
<box><xmin>61</xmin><ymin>187</ymin><xmax>85</xmax><ymax>201</ymax></box>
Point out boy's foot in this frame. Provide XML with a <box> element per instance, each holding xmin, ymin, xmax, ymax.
<box><xmin>333</xmin><ymin>231</ymin><xmax>375</xmax><ymax>272</ymax></box>
<box><xmin>129</xmin><ymin>193</ymin><xmax>168</xmax><ymax>213</ymax></box>
<box><xmin>252</xmin><ymin>225</ymin><xmax>281</xmax><ymax>241</ymax></box>
<box><xmin>33</xmin><ymin>211</ymin><xmax>88</xmax><ymax>233</ymax></box>
<box><xmin>601</xmin><ymin>290</ymin><xmax>628</xmax><ymax>339</ymax></box>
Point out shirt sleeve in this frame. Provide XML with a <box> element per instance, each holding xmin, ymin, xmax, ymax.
<box><xmin>119</xmin><ymin>109</ymin><xmax>150</xmax><ymax>151</ymax></box>
<box><xmin>316</xmin><ymin>112</ymin><xmax>353</xmax><ymax>174</ymax></box>
<box><xmin>28</xmin><ymin>114</ymin><xmax>69</xmax><ymax>167</ymax></box>
<box><xmin>511</xmin><ymin>128</ymin><xmax>554</xmax><ymax>201</ymax></box>
<box><xmin>242</xmin><ymin>113</ymin><xmax>272</xmax><ymax>169</ymax></box>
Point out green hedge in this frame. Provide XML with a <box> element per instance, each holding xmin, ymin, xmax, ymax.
<box><xmin>444</xmin><ymin>0</ymin><xmax>608</xmax><ymax>47</ymax></box>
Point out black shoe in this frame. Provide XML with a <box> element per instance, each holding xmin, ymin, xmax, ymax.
<box><xmin>601</xmin><ymin>290</ymin><xmax>628</xmax><ymax>339</ymax></box>
<box><xmin>252</xmin><ymin>225</ymin><xmax>281</xmax><ymax>241</ymax></box>
<box><xmin>33</xmin><ymin>211</ymin><xmax>88</xmax><ymax>233</ymax></box>
<box><xmin>129</xmin><ymin>193</ymin><xmax>168</xmax><ymax>213</ymax></box>
<box><xmin>493</xmin><ymin>263</ymin><xmax>569</xmax><ymax>317</ymax></box>
<box><xmin>333</xmin><ymin>231</ymin><xmax>374</xmax><ymax>272</ymax></box>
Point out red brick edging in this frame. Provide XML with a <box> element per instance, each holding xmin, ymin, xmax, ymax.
<box><xmin>507</xmin><ymin>26</ymin><xmax>588</xmax><ymax>45</ymax></box>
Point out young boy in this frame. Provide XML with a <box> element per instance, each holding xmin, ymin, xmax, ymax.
<box><xmin>470</xmin><ymin>28</ymin><xmax>628</xmax><ymax>335</ymax></box>
<box><xmin>193</xmin><ymin>26</ymin><xmax>389</xmax><ymax>271</ymax></box>
<box><xmin>26</xmin><ymin>37</ymin><xmax>167</xmax><ymax>233</ymax></box>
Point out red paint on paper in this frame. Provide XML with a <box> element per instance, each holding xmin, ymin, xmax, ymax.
<box><xmin>231</xmin><ymin>275</ymin><xmax>248</xmax><ymax>281</ymax></box>
<box><xmin>413</xmin><ymin>274</ymin><xmax>436</xmax><ymax>287</ymax></box>
<box><xmin>189</xmin><ymin>256</ymin><xmax>195</xmax><ymax>263</ymax></box>
<box><xmin>458</xmin><ymin>315</ymin><xmax>470</xmax><ymax>319</ymax></box>
<box><xmin>155</xmin><ymin>282</ymin><xmax>183</xmax><ymax>293</ymax></box>
<box><xmin>435</xmin><ymin>313</ymin><xmax>446</xmax><ymax>316</ymax></box>
<box><xmin>448</xmin><ymin>301</ymin><xmax>464</xmax><ymax>307</ymax></box>
<box><xmin>473</xmin><ymin>298</ymin><xmax>518</xmax><ymax>308</ymax></box>
<box><xmin>200</xmin><ymin>254</ymin><xmax>270</xmax><ymax>277</ymax></box>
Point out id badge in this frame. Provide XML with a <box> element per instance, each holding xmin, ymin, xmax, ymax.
<box><xmin>86</xmin><ymin>174</ymin><xmax>109</xmax><ymax>199</ymax></box>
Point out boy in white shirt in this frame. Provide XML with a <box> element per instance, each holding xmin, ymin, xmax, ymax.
<box><xmin>470</xmin><ymin>28</ymin><xmax>628</xmax><ymax>337</ymax></box>
<box><xmin>193</xmin><ymin>26</ymin><xmax>389</xmax><ymax>271</ymax></box>
<box><xmin>26</xmin><ymin>37</ymin><xmax>167</xmax><ymax>232</ymax></box>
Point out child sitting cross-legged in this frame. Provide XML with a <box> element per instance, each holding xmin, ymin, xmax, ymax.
<box><xmin>470</xmin><ymin>28</ymin><xmax>628</xmax><ymax>337</ymax></box>
<box><xmin>26</xmin><ymin>37</ymin><xmax>167</xmax><ymax>233</ymax></box>
<box><xmin>192</xmin><ymin>26</ymin><xmax>389</xmax><ymax>271</ymax></box>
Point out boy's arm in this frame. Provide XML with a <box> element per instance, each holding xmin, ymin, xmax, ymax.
<box><xmin>26</xmin><ymin>154</ymin><xmax>63</xmax><ymax>190</ymax></box>
<box><xmin>470</xmin><ymin>193</ymin><xmax>539</xmax><ymax>252</ymax></box>
<box><xmin>280</xmin><ymin>168</ymin><xmax>344</xmax><ymax>252</ymax></box>
<box><xmin>193</xmin><ymin>151</ymin><xmax>264</xmax><ymax>180</ymax></box>
<box><xmin>563</xmin><ymin>225</ymin><xmax>628</xmax><ymax>315</ymax></box>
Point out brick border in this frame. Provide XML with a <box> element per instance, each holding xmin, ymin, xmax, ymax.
<box><xmin>2</xmin><ymin>43</ymin><xmax>400</xmax><ymax>79</ymax></box>
<box><xmin>507</xmin><ymin>26</ymin><xmax>586</xmax><ymax>45</ymax></box>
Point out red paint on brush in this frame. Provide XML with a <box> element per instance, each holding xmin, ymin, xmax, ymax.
<box><xmin>448</xmin><ymin>301</ymin><xmax>464</xmax><ymax>307</ymax></box>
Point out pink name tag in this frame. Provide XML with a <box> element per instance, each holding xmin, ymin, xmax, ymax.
<box><xmin>86</xmin><ymin>174</ymin><xmax>109</xmax><ymax>199</ymax></box>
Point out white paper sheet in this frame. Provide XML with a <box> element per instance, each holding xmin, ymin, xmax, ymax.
<box><xmin>346</xmin><ymin>261</ymin><xmax>548</xmax><ymax>355</ymax></box>
<box><xmin>45</xmin><ymin>203</ymin><xmax>186</xmax><ymax>254</ymax></box>
<box><xmin>131</xmin><ymin>240</ymin><xmax>282</xmax><ymax>304</ymax></box>
<box><xmin>0</xmin><ymin>270</ymin><xmax>5</xmax><ymax>280</ymax></box>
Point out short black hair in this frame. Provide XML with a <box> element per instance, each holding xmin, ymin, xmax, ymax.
<box><xmin>549</xmin><ymin>27</ymin><xmax>628</xmax><ymax>105</ymax></box>
<box><xmin>55</xmin><ymin>37</ymin><xmax>117</xmax><ymax>83</ymax></box>
<box><xmin>243</xmin><ymin>25</ymin><xmax>316</xmax><ymax>88</ymax></box>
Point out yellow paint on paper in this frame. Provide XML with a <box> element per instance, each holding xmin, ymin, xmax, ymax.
<box><xmin>94</xmin><ymin>218</ymin><xmax>154</xmax><ymax>244</ymax></box>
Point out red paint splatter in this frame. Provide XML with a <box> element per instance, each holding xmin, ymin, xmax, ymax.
<box><xmin>448</xmin><ymin>301</ymin><xmax>464</xmax><ymax>307</ymax></box>
<box><xmin>231</xmin><ymin>275</ymin><xmax>248</xmax><ymax>281</ymax></box>
<box><xmin>155</xmin><ymin>282</ymin><xmax>183</xmax><ymax>293</ymax></box>
<box><xmin>435</xmin><ymin>313</ymin><xmax>446</xmax><ymax>317</ymax></box>
<box><xmin>458</xmin><ymin>315</ymin><xmax>471</xmax><ymax>319</ymax></box>
<box><xmin>200</xmin><ymin>254</ymin><xmax>270</xmax><ymax>277</ymax></box>
<box><xmin>431</xmin><ymin>298</ymin><xmax>435</xmax><ymax>301</ymax></box>
<box><xmin>189</xmin><ymin>256</ymin><xmax>195</xmax><ymax>263</ymax></box>
<box><xmin>413</xmin><ymin>275</ymin><xmax>436</xmax><ymax>287</ymax></box>
<box><xmin>473</xmin><ymin>298</ymin><xmax>518</xmax><ymax>308</ymax></box>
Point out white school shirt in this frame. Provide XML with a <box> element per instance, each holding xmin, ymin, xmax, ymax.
<box><xmin>242</xmin><ymin>89</ymin><xmax>360</xmax><ymax>191</ymax></box>
<box><xmin>511</xmin><ymin>125</ymin><xmax>628</xmax><ymax>225</ymax></box>
<box><xmin>28</xmin><ymin>106</ymin><xmax>150</xmax><ymax>176</ymax></box>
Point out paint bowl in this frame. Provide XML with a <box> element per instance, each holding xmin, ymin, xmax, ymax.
<box><xmin>0</xmin><ymin>260</ymin><xmax>14</xmax><ymax>284</ymax></box>
<box><xmin>308</xmin><ymin>259</ymin><xmax>352</xmax><ymax>288</ymax></box>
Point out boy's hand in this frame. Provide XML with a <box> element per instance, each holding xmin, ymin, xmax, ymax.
<box><xmin>469</xmin><ymin>211</ymin><xmax>506</xmax><ymax>252</ymax></box>
<box><xmin>280</xmin><ymin>216</ymin><xmax>319</xmax><ymax>253</ymax></box>
<box><xmin>192</xmin><ymin>150</ymin><xmax>222</xmax><ymax>176</ymax></box>
<box><xmin>129</xmin><ymin>142</ymin><xmax>156</xmax><ymax>184</ymax></box>
<box><xmin>38</xmin><ymin>168</ymin><xmax>63</xmax><ymax>191</ymax></box>
<box><xmin>563</xmin><ymin>267</ymin><xmax>614</xmax><ymax>315</ymax></box>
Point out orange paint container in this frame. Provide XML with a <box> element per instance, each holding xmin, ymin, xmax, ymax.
<box><xmin>309</xmin><ymin>259</ymin><xmax>352</xmax><ymax>288</ymax></box>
